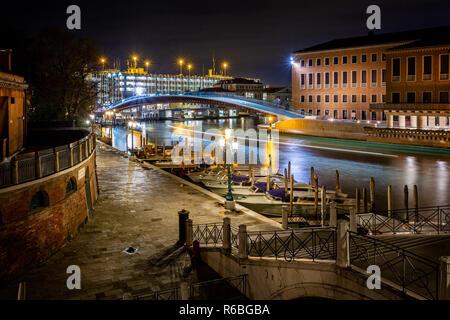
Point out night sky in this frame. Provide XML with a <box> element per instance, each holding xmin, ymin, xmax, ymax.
<box><xmin>2</xmin><ymin>0</ymin><xmax>450</xmax><ymax>86</ymax></box>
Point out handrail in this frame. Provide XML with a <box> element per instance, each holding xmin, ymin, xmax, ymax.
<box><xmin>348</xmin><ymin>231</ymin><xmax>439</xmax><ymax>300</ymax></box>
<box><xmin>0</xmin><ymin>133</ymin><xmax>96</xmax><ymax>189</ymax></box>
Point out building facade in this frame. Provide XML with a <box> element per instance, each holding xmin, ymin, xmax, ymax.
<box><xmin>0</xmin><ymin>49</ymin><xmax>28</xmax><ymax>160</ymax></box>
<box><xmin>213</xmin><ymin>77</ymin><xmax>264</xmax><ymax>99</ymax></box>
<box><xmin>291</xmin><ymin>26</ymin><xmax>450</xmax><ymax>123</ymax></box>
<box><xmin>93</xmin><ymin>67</ymin><xmax>232</xmax><ymax>108</ymax></box>
<box><xmin>372</xmin><ymin>40</ymin><xmax>450</xmax><ymax>129</ymax></box>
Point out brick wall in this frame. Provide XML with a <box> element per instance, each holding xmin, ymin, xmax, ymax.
<box><xmin>0</xmin><ymin>152</ymin><xmax>98</xmax><ymax>280</ymax></box>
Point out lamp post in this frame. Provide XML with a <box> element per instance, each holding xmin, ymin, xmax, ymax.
<box><xmin>221</xmin><ymin>128</ymin><xmax>238</xmax><ymax>202</ymax></box>
<box><xmin>268</xmin><ymin>116</ymin><xmax>273</xmax><ymax>138</ymax></box>
<box><xmin>223</xmin><ymin>62</ymin><xmax>228</xmax><ymax>76</ymax></box>
<box><xmin>132</xmin><ymin>56</ymin><xmax>138</xmax><ymax>69</ymax></box>
<box><xmin>145</xmin><ymin>60</ymin><xmax>150</xmax><ymax>73</ymax></box>
<box><xmin>89</xmin><ymin>114</ymin><xmax>95</xmax><ymax>133</ymax></box>
<box><xmin>128</xmin><ymin>121</ymin><xmax>137</xmax><ymax>152</ymax></box>
<box><xmin>187</xmin><ymin>64</ymin><xmax>192</xmax><ymax>77</ymax></box>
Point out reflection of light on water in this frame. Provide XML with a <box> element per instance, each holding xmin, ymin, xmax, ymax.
<box><xmin>404</xmin><ymin>156</ymin><xmax>417</xmax><ymax>186</ymax></box>
<box><xmin>437</xmin><ymin>161</ymin><xmax>448</xmax><ymax>201</ymax></box>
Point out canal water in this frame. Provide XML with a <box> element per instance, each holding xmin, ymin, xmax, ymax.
<box><xmin>107</xmin><ymin>117</ymin><xmax>450</xmax><ymax>211</ymax></box>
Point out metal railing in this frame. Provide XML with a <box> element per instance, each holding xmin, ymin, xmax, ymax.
<box><xmin>349</xmin><ymin>231</ymin><xmax>439</xmax><ymax>300</ymax></box>
<box><xmin>133</xmin><ymin>275</ymin><xmax>247</xmax><ymax>300</ymax></box>
<box><xmin>192</xmin><ymin>222</ymin><xmax>224</xmax><ymax>247</ymax></box>
<box><xmin>0</xmin><ymin>133</ymin><xmax>95</xmax><ymax>189</ymax></box>
<box><xmin>247</xmin><ymin>227</ymin><xmax>337</xmax><ymax>262</ymax></box>
<box><xmin>357</xmin><ymin>205</ymin><xmax>450</xmax><ymax>235</ymax></box>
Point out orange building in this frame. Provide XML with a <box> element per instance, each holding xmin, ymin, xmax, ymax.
<box><xmin>371</xmin><ymin>38</ymin><xmax>450</xmax><ymax>129</ymax></box>
<box><xmin>0</xmin><ymin>49</ymin><xmax>28</xmax><ymax>160</ymax></box>
<box><xmin>291</xmin><ymin>26</ymin><xmax>450</xmax><ymax>123</ymax></box>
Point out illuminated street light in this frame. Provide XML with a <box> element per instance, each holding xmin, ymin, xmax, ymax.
<box><xmin>290</xmin><ymin>56</ymin><xmax>294</xmax><ymax>65</ymax></box>
<box><xmin>178</xmin><ymin>59</ymin><xmax>184</xmax><ymax>75</ymax></box>
<box><xmin>132</xmin><ymin>55</ymin><xmax>138</xmax><ymax>68</ymax></box>
<box><xmin>100</xmin><ymin>57</ymin><xmax>106</xmax><ymax>69</ymax></box>
<box><xmin>187</xmin><ymin>64</ymin><xmax>192</xmax><ymax>77</ymax></box>
<box><xmin>223</xmin><ymin>62</ymin><xmax>228</xmax><ymax>76</ymax></box>
<box><xmin>223</xmin><ymin>128</ymin><xmax>234</xmax><ymax>202</ymax></box>
<box><xmin>145</xmin><ymin>60</ymin><xmax>150</xmax><ymax>73</ymax></box>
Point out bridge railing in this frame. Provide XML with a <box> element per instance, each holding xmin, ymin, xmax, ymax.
<box><xmin>192</xmin><ymin>222</ymin><xmax>337</xmax><ymax>262</ymax></box>
<box><xmin>0</xmin><ymin>133</ymin><xmax>96</xmax><ymax>189</ymax></box>
<box><xmin>348</xmin><ymin>231</ymin><xmax>439</xmax><ymax>300</ymax></box>
<box><xmin>357</xmin><ymin>205</ymin><xmax>450</xmax><ymax>235</ymax></box>
<box><xmin>131</xmin><ymin>275</ymin><xmax>247</xmax><ymax>300</ymax></box>
<box><xmin>105</xmin><ymin>91</ymin><xmax>312</xmax><ymax>118</ymax></box>
<box><xmin>246</xmin><ymin>227</ymin><xmax>337</xmax><ymax>262</ymax></box>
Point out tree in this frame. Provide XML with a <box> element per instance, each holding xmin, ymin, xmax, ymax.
<box><xmin>26</xmin><ymin>29</ymin><xmax>100</xmax><ymax>121</ymax></box>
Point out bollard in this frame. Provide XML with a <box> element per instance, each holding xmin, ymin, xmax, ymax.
<box><xmin>403</xmin><ymin>185</ymin><xmax>409</xmax><ymax>221</ymax></box>
<box><xmin>387</xmin><ymin>185</ymin><xmax>393</xmax><ymax>217</ymax></box>
<box><xmin>413</xmin><ymin>185</ymin><xmax>419</xmax><ymax>224</ymax></box>
<box><xmin>314</xmin><ymin>175</ymin><xmax>319</xmax><ymax>219</ymax></box>
<box><xmin>238</xmin><ymin>224</ymin><xmax>248</xmax><ymax>259</ymax></box>
<box><xmin>349</xmin><ymin>208</ymin><xmax>357</xmax><ymax>233</ymax></box>
<box><xmin>282</xmin><ymin>205</ymin><xmax>289</xmax><ymax>229</ymax></box>
<box><xmin>177</xmin><ymin>209</ymin><xmax>189</xmax><ymax>245</ymax></box>
<box><xmin>320</xmin><ymin>186</ymin><xmax>326</xmax><ymax>226</ymax></box>
<box><xmin>336</xmin><ymin>220</ymin><xmax>350</xmax><ymax>268</ymax></box>
<box><xmin>180</xmin><ymin>282</ymin><xmax>190</xmax><ymax>300</ymax></box>
<box><xmin>439</xmin><ymin>256</ymin><xmax>450</xmax><ymax>300</ymax></box>
<box><xmin>335</xmin><ymin>170</ymin><xmax>340</xmax><ymax>193</ymax></box>
<box><xmin>329</xmin><ymin>202</ymin><xmax>337</xmax><ymax>227</ymax></box>
<box><xmin>223</xmin><ymin>217</ymin><xmax>231</xmax><ymax>251</ymax></box>
<box><xmin>369</xmin><ymin>177</ymin><xmax>375</xmax><ymax>212</ymax></box>
<box><xmin>185</xmin><ymin>219</ymin><xmax>193</xmax><ymax>246</ymax></box>
<box><xmin>363</xmin><ymin>187</ymin><xmax>368</xmax><ymax>213</ymax></box>
<box><xmin>310</xmin><ymin>166</ymin><xmax>314</xmax><ymax>185</ymax></box>
<box><xmin>284</xmin><ymin>168</ymin><xmax>288</xmax><ymax>192</ymax></box>
<box><xmin>289</xmin><ymin>174</ymin><xmax>294</xmax><ymax>216</ymax></box>
<box><xmin>288</xmin><ymin>161</ymin><xmax>291</xmax><ymax>181</ymax></box>
<box><xmin>355</xmin><ymin>188</ymin><xmax>360</xmax><ymax>213</ymax></box>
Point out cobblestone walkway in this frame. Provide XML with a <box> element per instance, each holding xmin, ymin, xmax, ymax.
<box><xmin>0</xmin><ymin>143</ymin><xmax>278</xmax><ymax>300</ymax></box>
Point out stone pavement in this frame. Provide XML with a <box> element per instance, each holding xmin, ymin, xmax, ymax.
<box><xmin>0</xmin><ymin>142</ymin><xmax>279</xmax><ymax>300</ymax></box>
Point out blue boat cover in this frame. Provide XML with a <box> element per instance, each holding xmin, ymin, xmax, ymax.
<box><xmin>231</xmin><ymin>175</ymin><xmax>250</xmax><ymax>183</ymax></box>
<box><xmin>253</xmin><ymin>181</ymin><xmax>267</xmax><ymax>192</ymax></box>
<box><xmin>268</xmin><ymin>189</ymin><xmax>289</xmax><ymax>202</ymax></box>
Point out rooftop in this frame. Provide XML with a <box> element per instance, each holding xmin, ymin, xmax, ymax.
<box><xmin>293</xmin><ymin>25</ymin><xmax>450</xmax><ymax>54</ymax></box>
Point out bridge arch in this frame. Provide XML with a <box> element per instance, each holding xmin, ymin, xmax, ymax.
<box><xmin>105</xmin><ymin>92</ymin><xmax>305</xmax><ymax>120</ymax></box>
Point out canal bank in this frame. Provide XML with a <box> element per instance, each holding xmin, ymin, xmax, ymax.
<box><xmin>0</xmin><ymin>141</ymin><xmax>279</xmax><ymax>300</ymax></box>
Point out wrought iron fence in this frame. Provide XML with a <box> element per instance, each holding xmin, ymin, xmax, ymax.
<box><xmin>348</xmin><ymin>231</ymin><xmax>439</xmax><ymax>300</ymax></box>
<box><xmin>190</xmin><ymin>275</ymin><xmax>247</xmax><ymax>300</ymax></box>
<box><xmin>246</xmin><ymin>227</ymin><xmax>337</xmax><ymax>262</ymax></box>
<box><xmin>58</xmin><ymin>149</ymin><xmax>71</xmax><ymax>170</ymax></box>
<box><xmin>72</xmin><ymin>145</ymin><xmax>80</xmax><ymax>165</ymax></box>
<box><xmin>192</xmin><ymin>222</ymin><xmax>224</xmax><ymax>247</ymax></box>
<box><xmin>286</xmin><ymin>205</ymin><xmax>349</xmax><ymax>226</ymax></box>
<box><xmin>17</xmin><ymin>157</ymin><xmax>35</xmax><ymax>183</ymax></box>
<box><xmin>357</xmin><ymin>206</ymin><xmax>450</xmax><ymax>235</ymax></box>
<box><xmin>40</xmin><ymin>153</ymin><xmax>56</xmax><ymax>177</ymax></box>
<box><xmin>135</xmin><ymin>287</ymin><xmax>179</xmax><ymax>300</ymax></box>
<box><xmin>0</xmin><ymin>133</ymin><xmax>95</xmax><ymax>189</ymax></box>
<box><xmin>132</xmin><ymin>275</ymin><xmax>247</xmax><ymax>300</ymax></box>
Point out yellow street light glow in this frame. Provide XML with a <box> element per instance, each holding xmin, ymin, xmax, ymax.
<box><xmin>225</xmin><ymin>128</ymin><xmax>232</xmax><ymax>140</ymax></box>
<box><xmin>145</xmin><ymin>61</ymin><xmax>150</xmax><ymax>66</ymax></box>
<box><xmin>268</xmin><ymin>116</ymin><xmax>273</xmax><ymax>123</ymax></box>
<box><xmin>178</xmin><ymin>59</ymin><xmax>184</xmax><ymax>65</ymax></box>
<box><xmin>187</xmin><ymin>64</ymin><xmax>192</xmax><ymax>70</ymax></box>
<box><xmin>223</xmin><ymin>62</ymin><xmax>228</xmax><ymax>68</ymax></box>
<box><xmin>133</xmin><ymin>56</ymin><xmax>138</xmax><ymax>61</ymax></box>
<box><xmin>100</xmin><ymin>57</ymin><xmax>106</xmax><ymax>64</ymax></box>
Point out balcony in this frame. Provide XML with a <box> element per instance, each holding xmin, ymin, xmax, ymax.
<box><xmin>392</xmin><ymin>76</ymin><xmax>400</xmax><ymax>82</ymax></box>
<box><xmin>407</xmin><ymin>75</ymin><xmax>416</xmax><ymax>81</ymax></box>
<box><xmin>361</xmin><ymin>83</ymin><xmax>367</xmax><ymax>88</ymax></box>
<box><xmin>324</xmin><ymin>83</ymin><xmax>330</xmax><ymax>89</ymax></box>
<box><xmin>333</xmin><ymin>83</ymin><xmax>338</xmax><ymax>88</ymax></box>
<box><xmin>351</xmin><ymin>83</ymin><xmax>357</xmax><ymax>88</ymax></box>
<box><xmin>342</xmin><ymin>83</ymin><xmax>348</xmax><ymax>88</ymax></box>
<box><xmin>423</xmin><ymin>74</ymin><xmax>432</xmax><ymax>81</ymax></box>
<box><xmin>440</xmin><ymin>73</ymin><xmax>449</xmax><ymax>80</ymax></box>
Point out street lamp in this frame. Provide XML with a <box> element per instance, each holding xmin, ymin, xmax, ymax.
<box><xmin>132</xmin><ymin>55</ymin><xmax>138</xmax><ymax>68</ymax></box>
<box><xmin>223</xmin><ymin>128</ymin><xmax>236</xmax><ymax>201</ymax></box>
<box><xmin>178</xmin><ymin>59</ymin><xmax>184</xmax><ymax>75</ymax></box>
<box><xmin>223</xmin><ymin>62</ymin><xmax>228</xmax><ymax>76</ymax></box>
<box><xmin>145</xmin><ymin>60</ymin><xmax>150</xmax><ymax>73</ymax></box>
<box><xmin>187</xmin><ymin>64</ymin><xmax>192</xmax><ymax>77</ymax></box>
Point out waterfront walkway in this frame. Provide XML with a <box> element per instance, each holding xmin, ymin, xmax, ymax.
<box><xmin>0</xmin><ymin>142</ymin><xmax>278</xmax><ymax>300</ymax></box>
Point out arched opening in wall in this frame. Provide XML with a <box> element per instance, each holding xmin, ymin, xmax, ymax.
<box><xmin>29</xmin><ymin>191</ymin><xmax>49</xmax><ymax>213</ymax></box>
<box><xmin>66</xmin><ymin>177</ymin><xmax>77</xmax><ymax>197</ymax></box>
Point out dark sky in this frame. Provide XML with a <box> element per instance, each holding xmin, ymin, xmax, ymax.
<box><xmin>2</xmin><ymin>0</ymin><xmax>450</xmax><ymax>86</ymax></box>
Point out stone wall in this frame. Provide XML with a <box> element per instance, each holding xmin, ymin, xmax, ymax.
<box><xmin>199</xmin><ymin>248</ymin><xmax>404</xmax><ymax>300</ymax></box>
<box><xmin>275</xmin><ymin>118</ymin><xmax>371</xmax><ymax>140</ymax></box>
<box><xmin>0</xmin><ymin>151</ymin><xmax>98</xmax><ymax>280</ymax></box>
<box><xmin>365</xmin><ymin>127</ymin><xmax>450</xmax><ymax>148</ymax></box>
